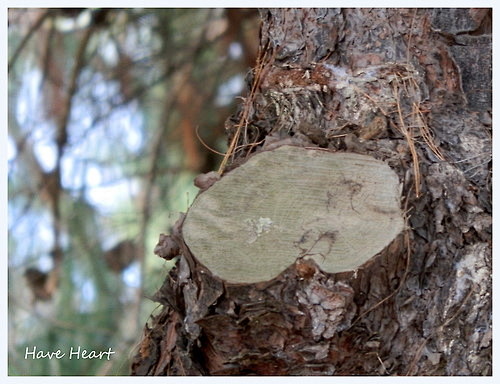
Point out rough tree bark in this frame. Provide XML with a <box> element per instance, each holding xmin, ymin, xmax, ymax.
<box><xmin>131</xmin><ymin>8</ymin><xmax>491</xmax><ymax>375</ymax></box>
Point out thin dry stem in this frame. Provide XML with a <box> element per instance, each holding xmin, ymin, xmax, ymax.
<box><xmin>415</xmin><ymin>106</ymin><xmax>445</xmax><ymax>161</ymax></box>
<box><xmin>217</xmin><ymin>43</ymin><xmax>271</xmax><ymax>174</ymax></box>
<box><xmin>195</xmin><ymin>125</ymin><xmax>226</xmax><ymax>156</ymax></box>
<box><xmin>393</xmin><ymin>82</ymin><xmax>421</xmax><ymax>197</ymax></box>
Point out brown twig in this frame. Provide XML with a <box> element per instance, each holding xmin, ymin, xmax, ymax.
<box><xmin>415</xmin><ymin>106</ymin><xmax>446</xmax><ymax>161</ymax></box>
<box><xmin>8</xmin><ymin>9</ymin><xmax>52</xmax><ymax>72</ymax></box>
<box><xmin>195</xmin><ymin>125</ymin><xmax>226</xmax><ymax>156</ymax></box>
<box><xmin>393</xmin><ymin>81</ymin><xmax>421</xmax><ymax>197</ymax></box>
<box><xmin>217</xmin><ymin>41</ymin><xmax>272</xmax><ymax>174</ymax></box>
<box><xmin>51</xmin><ymin>24</ymin><xmax>95</xmax><ymax>262</ymax></box>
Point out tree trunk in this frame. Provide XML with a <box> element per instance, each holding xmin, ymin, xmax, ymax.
<box><xmin>131</xmin><ymin>8</ymin><xmax>491</xmax><ymax>375</ymax></box>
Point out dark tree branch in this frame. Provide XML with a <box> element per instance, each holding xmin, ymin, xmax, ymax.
<box><xmin>8</xmin><ymin>9</ymin><xmax>52</xmax><ymax>72</ymax></box>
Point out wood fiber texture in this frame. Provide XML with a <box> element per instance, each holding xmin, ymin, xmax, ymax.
<box><xmin>183</xmin><ymin>146</ymin><xmax>403</xmax><ymax>283</ymax></box>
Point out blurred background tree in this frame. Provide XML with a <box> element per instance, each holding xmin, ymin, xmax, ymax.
<box><xmin>8</xmin><ymin>8</ymin><xmax>259</xmax><ymax>375</ymax></box>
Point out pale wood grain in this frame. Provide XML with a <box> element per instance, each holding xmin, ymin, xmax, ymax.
<box><xmin>184</xmin><ymin>146</ymin><xmax>404</xmax><ymax>283</ymax></box>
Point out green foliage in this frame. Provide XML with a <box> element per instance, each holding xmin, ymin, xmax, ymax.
<box><xmin>8</xmin><ymin>8</ymin><xmax>258</xmax><ymax>375</ymax></box>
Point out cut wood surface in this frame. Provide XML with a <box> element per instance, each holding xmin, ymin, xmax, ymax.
<box><xmin>183</xmin><ymin>145</ymin><xmax>404</xmax><ymax>283</ymax></box>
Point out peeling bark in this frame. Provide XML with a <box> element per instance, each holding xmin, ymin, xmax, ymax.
<box><xmin>131</xmin><ymin>8</ymin><xmax>491</xmax><ymax>376</ymax></box>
